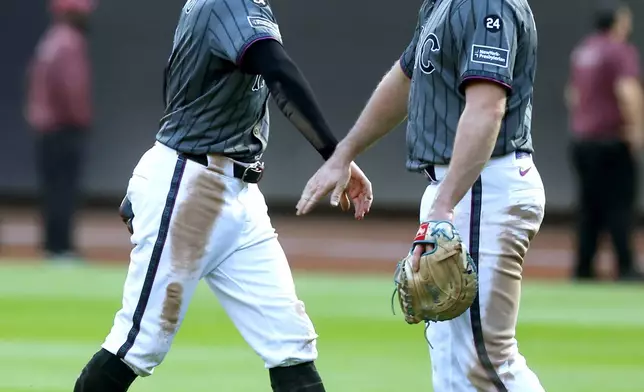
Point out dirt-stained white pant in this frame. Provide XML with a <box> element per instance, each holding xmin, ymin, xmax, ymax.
<box><xmin>421</xmin><ymin>151</ymin><xmax>546</xmax><ymax>392</ymax></box>
<box><xmin>101</xmin><ymin>142</ymin><xmax>318</xmax><ymax>376</ymax></box>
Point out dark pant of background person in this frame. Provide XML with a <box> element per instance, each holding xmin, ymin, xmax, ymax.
<box><xmin>570</xmin><ymin>139</ymin><xmax>641</xmax><ymax>280</ymax></box>
<box><xmin>36</xmin><ymin>126</ymin><xmax>86</xmax><ymax>258</ymax></box>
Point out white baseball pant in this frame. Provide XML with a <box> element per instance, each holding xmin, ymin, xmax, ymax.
<box><xmin>101</xmin><ymin>142</ymin><xmax>318</xmax><ymax>376</ymax></box>
<box><xmin>421</xmin><ymin>151</ymin><xmax>546</xmax><ymax>392</ymax></box>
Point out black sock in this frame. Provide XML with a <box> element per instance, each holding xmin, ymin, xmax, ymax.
<box><xmin>74</xmin><ymin>348</ymin><xmax>138</xmax><ymax>392</ymax></box>
<box><xmin>269</xmin><ymin>362</ymin><xmax>326</xmax><ymax>392</ymax></box>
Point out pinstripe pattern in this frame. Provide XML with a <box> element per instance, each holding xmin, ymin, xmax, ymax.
<box><xmin>400</xmin><ymin>0</ymin><xmax>537</xmax><ymax>170</ymax></box>
<box><xmin>156</xmin><ymin>0</ymin><xmax>281</xmax><ymax>161</ymax></box>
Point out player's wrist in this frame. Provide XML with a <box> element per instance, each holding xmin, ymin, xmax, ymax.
<box><xmin>432</xmin><ymin>185</ymin><xmax>459</xmax><ymax>214</ymax></box>
<box><xmin>332</xmin><ymin>141</ymin><xmax>358</xmax><ymax>164</ymax></box>
<box><xmin>431</xmin><ymin>199</ymin><xmax>456</xmax><ymax>217</ymax></box>
<box><xmin>317</xmin><ymin>144</ymin><xmax>337</xmax><ymax>161</ymax></box>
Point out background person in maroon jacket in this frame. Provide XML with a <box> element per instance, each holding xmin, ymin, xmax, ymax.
<box><xmin>25</xmin><ymin>0</ymin><xmax>95</xmax><ymax>261</ymax></box>
<box><xmin>566</xmin><ymin>1</ymin><xmax>644</xmax><ymax>282</ymax></box>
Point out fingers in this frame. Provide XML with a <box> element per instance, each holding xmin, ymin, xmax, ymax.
<box><xmin>411</xmin><ymin>245</ymin><xmax>423</xmax><ymax>273</ymax></box>
<box><xmin>354</xmin><ymin>203</ymin><xmax>365</xmax><ymax>220</ymax></box>
<box><xmin>295</xmin><ymin>185</ymin><xmax>310</xmax><ymax>215</ymax></box>
<box><xmin>340</xmin><ymin>192</ymin><xmax>350</xmax><ymax>212</ymax></box>
<box><xmin>360</xmin><ymin>193</ymin><xmax>373</xmax><ymax>217</ymax></box>
<box><xmin>296</xmin><ymin>179</ymin><xmax>327</xmax><ymax>216</ymax></box>
<box><xmin>297</xmin><ymin>162</ymin><xmax>354</xmax><ymax>215</ymax></box>
<box><xmin>329</xmin><ymin>182</ymin><xmax>346</xmax><ymax>207</ymax></box>
<box><xmin>351</xmin><ymin>190</ymin><xmax>373</xmax><ymax>220</ymax></box>
<box><xmin>363</xmin><ymin>183</ymin><xmax>374</xmax><ymax>212</ymax></box>
<box><xmin>296</xmin><ymin>169</ymin><xmax>344</xmax><ymax>215</ymax></box>
<box><xmin>353</xmin><ymin>193</ymin><xmax>370</xmax><ymax>220</ymax></box>
<box><xmin>348</xmin><ymin>164</ymin><xmax>373</xmax><ymax>220</ymax></box>
<box><xmin>296</xmin><ymin>191</ymin><xmax>322</xmax><ymax>215</ymax></box>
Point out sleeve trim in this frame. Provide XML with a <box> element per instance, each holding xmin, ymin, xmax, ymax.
<box><xmin>399</xmin><ymin>56</ymin><xmax>413</xmax><ymax>79</ymax></box>
<box><xmin>459</xmin><ymin>70</ymin><xmax>512</xmax><ymax>92</ymax></box>
<box><xmin>236</xmin><ymin>34</ymin><xmax>281</xmax><ymax>66</ymax></box>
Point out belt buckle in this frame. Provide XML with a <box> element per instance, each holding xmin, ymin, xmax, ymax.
<box><xmin>241</xmin><ymin>161</ymin><xmax>265</xmax><ymax>183</ymax></box>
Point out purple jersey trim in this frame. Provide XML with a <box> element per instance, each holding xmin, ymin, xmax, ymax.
<box><xmin>460</xmin><ymin>75</ymin><xmax>512</xmax><ymax>91</ymax></box>
<box><xmin>236</xmin><ymin>35</ymin><xmax>279</xmax><ymax>66</ymax></box>
<box><xmin>399</xmin><ymin>56</ymin><xmax>413</xmax><ymax>79</ymax></box>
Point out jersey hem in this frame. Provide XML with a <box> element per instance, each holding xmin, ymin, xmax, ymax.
<box><xmin>406</xmin><ymin>148</ymin><xmax>535</xmax><ymax>171</ymax></box>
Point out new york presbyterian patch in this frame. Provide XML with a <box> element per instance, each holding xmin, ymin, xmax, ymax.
<box><xmin>470</xmin><ymin>44</ymin><xmax>509</xmax><ymax>68</ymax></box>
<box><xmin>247</xmin><ymin>16</ymin><xmax>282</xmax><ymax>41</ymax></box>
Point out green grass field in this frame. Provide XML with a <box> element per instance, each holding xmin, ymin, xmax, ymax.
<box><xmin>0</xmin><ymin>262</ymin><xmax>643</xmax><ymax>392</ymax></box>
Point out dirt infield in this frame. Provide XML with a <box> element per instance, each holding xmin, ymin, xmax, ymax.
<box><xmin>2</xmin><ymin>208</ymin><xmax>643</xmax><ymax>280</ymax></box>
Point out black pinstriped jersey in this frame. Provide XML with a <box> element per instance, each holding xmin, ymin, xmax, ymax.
<box><xmin>400</xmin><ymin>0</ymin><xmax>537</xmax><ymax>169</ymax></box>
<box><xmin>156</xmin><ymin>0</ymin><xmax>282</xmax><ymax>162</ymax></box>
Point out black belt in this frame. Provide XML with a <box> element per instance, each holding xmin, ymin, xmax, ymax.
<box><xmin>423</xmin><ymin>150</ymin><xmax>531</xmax><ymax>183</ymax></box>
<box><xmin>179</xmin><ymin>153</ymin><xmax>265</xmax><ymax>184</ymax></box>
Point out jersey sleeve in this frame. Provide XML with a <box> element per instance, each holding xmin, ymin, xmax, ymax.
<box><xmin>451</xmin><ymin>0</ymin><xmax>518</xmax><ymax>91</ymax></box>
<box><xmin>399</xmin><ymin>21</ymin><xmax>421</xmax><ymax>78</ymax></box>
<box><xmin>399</xmin><ymin>9</ymin><xmax>425</xmax><ymax>79</ymax></box>
<box><xmin>208</xmin><ymin>0</ymin><xmax>283</xmax><ymax>65</ymax></box>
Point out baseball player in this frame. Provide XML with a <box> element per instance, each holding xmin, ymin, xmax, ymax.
<box><xmin>73</xmin><ymin>0</ymin><xmax>372</xmax><ymax>391</ymax></box>
<box><xmin>297</xmin><ymin>0</ymin><xmax>546</xmax><ymax>391</ymax></box>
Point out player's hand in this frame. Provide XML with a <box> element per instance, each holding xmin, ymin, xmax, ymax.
<box><xmin>296</xmin><ymin>158</ymin><xmax>373</xmax><ymax>219</ymax></box>
<box><xmin>410</xmin><ymin>206</ymin><xmax>454</xmax><ymax>272</ymax></box>
<box><xmin>344</xmin><ymin>162</ymin><xmax>373</xmax><ymax>219</ymax></box>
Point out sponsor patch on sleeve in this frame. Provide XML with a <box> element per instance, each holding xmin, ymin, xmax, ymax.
<box><xmin>470</xmin><ymin>44</ymin><xmax>509</xmax><ymax>68</ymax></box>
<box><xmin>247</xmin><ymin>16</ymin><xmax>281</xmax><ymax>40</ymax></box>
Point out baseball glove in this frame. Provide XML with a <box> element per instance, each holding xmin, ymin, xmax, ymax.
<box><xmin>393</xmin><ymin>220</ymin><xmax>478</xmax><ymax>324</ymax></box>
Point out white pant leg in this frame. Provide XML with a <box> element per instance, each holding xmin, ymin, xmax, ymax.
<box><xmin>204</xmin><ymin>184</ymin><xmax>319</xmax><ymax>369</ymax></box>
<box><xmin>421</xmin><ymin>153</ymin><xmax>546</xmax><ymax>392</ymax></box>
<box><xmin>102</xmin><ymin>144</ymin><xmax>244</xmax><ymax>376</ymax></box>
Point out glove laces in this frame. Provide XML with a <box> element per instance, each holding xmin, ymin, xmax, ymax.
<box><xmin>390</xmin><ymin>287</ymin><xmax>434</xmax><ymax>349</ymax></box>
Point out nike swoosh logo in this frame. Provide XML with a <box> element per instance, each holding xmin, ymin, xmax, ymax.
<box><xmin>519</xmin><ymin>167</ymin><xmax>532</xmax><ymax>176</ymax></box>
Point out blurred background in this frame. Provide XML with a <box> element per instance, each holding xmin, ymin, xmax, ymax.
<box><xmin>0</xmin><ymin>0</ymin><xmax>643</xmax><ymax>391</ymax></box>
